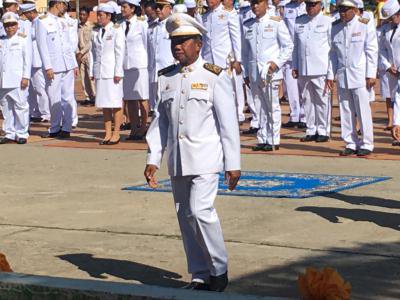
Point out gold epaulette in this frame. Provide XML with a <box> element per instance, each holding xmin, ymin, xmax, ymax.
<box><xmin>113</xmin><ymin>23</ymin><xmax>120</xmax><ymax>28</ymax></box>
<box><xmin>18</xmin><ymin>33</ymin><xmax>26</xmax><ymax>38</ymax></box>
<box><xmin>203</xmin><ymin>63</ymin><xmax>222</xmax><ymax>75</ymax></box>
<box><xmin>158</xmin><ymin>64</ymin><xmax>177</xmax><ymax>76</ymax></box>
<box><xmin>359</xmin><ymin>17</ymin><xmax>369</xmax><ymax>24</ymax></box>
<box><xmin>270</xmin><ymin>16</ymin><xmax>282</xmax><ymax>22</ymax></box>
<box><xmin>39</xmin><ymin>15</ymin><xmax>47</xmax><ymax>20</ymax></box>
<box><xmin>332</xmin><ymin>19</ymin><xmax>341</xmax><ymax>26</ymax></box>
<box><xmin>137</xmin><ymin>15</ymin><xmax>145</xmax><ymax>21</ymax></box>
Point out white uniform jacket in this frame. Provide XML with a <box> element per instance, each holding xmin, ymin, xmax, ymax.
<box><xmin>146</xmin><ymin>57</ymin><xmax>241</xmax><ymax>176</ymax></box>
<box><xmin>242</xmin><ymin>14</ymin><xmax>293</xmax><ymax>82</ymax></box>
<box><xmin>328</xmin><ymin>16</ymin><xmax>378</xmax><ymax>89</ymax></box>
<box><xmin>89</xmin><ymin>22</ymin><xmax>125</xmax><ymax>79</ymax></box>
<box><xmin>35</xmin><ymin>13</ymin><xmax>77</xmax><ymax>73</ymax></box>
<box><xmin>148</xmin><ymin>18</ymin><xmax>175</xmax><ymax>82</ymax></box>
<box><xmin>0</xmin><ymin>33</ymin><xmax>32</xmax><ymax>88</ymax></box>
<box><xmin>31</xmin><ymin>16</ymin><xmax>42</xmax><ymax>68</ymax></box>
<box><xmin>64</xmin><ymin>13</ymin><xmax>79</xmax><ymax>53</ymax></box>
<box><xmin>283</xmin><ymin>1</ymin><xmax>306</xmax><ymax>41</ymax></box>
<box><xmin>292</xmin><ymin>12</ymin><xmax>332</xmax><ymax>76</ymax></box>
<box><xmin>379</xmin><ymin>23</ymin><xmax>400</xmax><ymax>73</ymax></box>
<box><xmin>201</xmin><ymin>4</ymin><xmax>242</xmax><ymax>67</ymax></box>
<box><xmin>121</xmin><ymin>15</ymin><xmax>148</xmax><ymax>70</ymax></box>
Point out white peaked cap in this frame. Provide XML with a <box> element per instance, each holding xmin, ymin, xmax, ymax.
<box><xmin>173</xmin><ymin>4</ymin><xmax>187</xmax><ymax>13</ymax></box>
<box><xmin>122</xmin><ymin>0</ymin><xmax>140</xmax><ymax>6</ymax></box>
<box><xmin>19</xmin><ymin>3</ymin><xmax>36</xmax><ymax>12</ymax></box>
<box><xmin>184</xmin><ymin>0</ymin><xmax>196</xmax><ymax>8</ymax></box>
<box><xmin>2</xmin><ymin>12</ymin><xmax>19</xmax><ymax>23</ymax></box>
<box><xmin>107</xmin><ymin>0</ymin><xmax>121</xmax><ymax>13</ymax></box>
<box><xmin>156</xmin><ymin>0</ymin><xmax>175</xmax><ymax>5</ymax></box>
<box><xmin>95</xmin><ymin>3</ymin><xmax>115</xmax><ymax>13</ymax></box>
<box><xmin>3</xmin><ymin>0</ymin><xmax>18</xmax><ymax>4</ymax></box>
<box><xmin>354</xmin><ymin>0</ymin><xmax>363</xmax><ymax>9</ymax></box>
<box><xmin>166</xmin><ymin>12</ymin><xmax>207</xmax><ymax>37</ymax></box>
<box><xmin>239</xmin><ymin>0</ymin><xmax>250</xmax><ymax>8</ymax></box>
<box><xmin>337</xmin><ymin>0</ymin><xmax>357</xmax><ymax>7</ymax></box>
<box><xmin>381</xmin><ymin>0</ymin><xmax>400</xmax><ymax>19</ymax></box>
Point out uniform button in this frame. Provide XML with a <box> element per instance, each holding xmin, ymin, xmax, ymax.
<box><xmin>179</xmin><ymin>120</ymin><xmax>183</xmax><ymax>124</ymax></box>
<box><xmin>179</xmin><ymin>134</ymin><xmax>184</xmax><ymax>139</ymax></box>
<box><xmin>180</xmin><ymin>105</ymin><xmax>184</xmax><ymax>109</ymax></box>
<box><xmin>181</xmin><ymin>90</ymin><xmax>185</xmax><ymax>94</ymax></box>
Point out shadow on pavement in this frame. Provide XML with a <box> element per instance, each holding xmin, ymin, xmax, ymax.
<box><xmin>57</xmin><ymin>253</ymin><xmax>186</xmax><ymax>288</ymax></box>
<box><xmin>229</xmin><ymin>242</ymin><xmax>400</xmax><ymax>299</ymax></box>
<box><xmin>325</xmin><ymin>192</ymin><xmax>400</xmax><ymax>209</ymax></box>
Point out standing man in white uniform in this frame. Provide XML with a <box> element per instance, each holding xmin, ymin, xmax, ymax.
<box><xmin>20</xmin><ymin>3</ymin><xmax>51</xmax><ymax>123</ymax></box>
<box><xmin>292</xmin><ymin>0</ymin><xmax>332</xmax><ymax>142</ymax></box>
<box><xmin>0</xmin><ymin>12</ymin><xmax>32</xmax><ymax>144</ymax></box>
<box><xmin>36</xmin><ymin>0</ymin><xmax>78</xmax><ymax>139</ymax></box>
<box><xmin>327</xmin><ymin>0</ymin><xmax>378</xmax><ymax>156</ymax></box>
<box><xmin>148</xmin><ymin>0</ymin><xmax>175</xmax><ymax>110</ymax></box>
<box><xmin>242</xmin><ymin>0</ymin><xmax>293</xmax><ymax>151</ymax></box>
<box><xmin>201</xmin><ymin>0</ymin><xmax>242</xmax><ymax>125</ymax></box>
<box><xmin>145</xmin><ymin>13</ymin><xmax>241</xmax><ymax>292</ymax></box>
<box><xmin>282</xmin><ymin>0</ymin><xmax>307</xmax><ymax>128</ymax></box>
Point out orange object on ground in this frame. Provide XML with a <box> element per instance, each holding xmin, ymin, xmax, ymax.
<box><xmin>0</xmin><ymin>253</ymin><xmax>12</xmax><ymax>272</ymax></box>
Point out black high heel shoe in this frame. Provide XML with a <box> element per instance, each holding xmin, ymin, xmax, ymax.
<box><xmin>107</xmin><ymin>138</ymin><xmax>120</xmax><ymax>145</ymax></box>
<box><xmin>99</xmin><ymin>139</ymin><xmax>110</xmax><ymax>145</ymax></box>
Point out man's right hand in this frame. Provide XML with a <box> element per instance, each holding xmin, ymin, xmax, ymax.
<box><xmin>292</xmin><ymin>69</ymin><xmax>299</xmax><ymax>79</ymax></box>
<box><xmin>323</xmin><ymin>79</ymin><xmax>334</xmax><ymax>96</ymax></box>
<box><xmin>244</xmin><ymin>77</ymin><xmax>250</xmax><ymax>88</ymax></box>
<box><xmin>387</xmin><ymin>65</ymin><xmax>398</xmax><ymax>77</ymax></box>
<box><xmin>46</xmin><ymin>69</ymin><xmax>54</xmax><ymax>80</ymax></box>
<box><xmin>144</xmin><ymin>164</ymin><xmax>158</xmax><ymax>188</ymax></box>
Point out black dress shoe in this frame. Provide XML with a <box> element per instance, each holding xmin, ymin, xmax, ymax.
<box><xmin>30</xmin><ymin>116</ymin><xmax>43</xmax><ymax>123</ymax></box>
<box><xmin>107</xmin><ymin>138</ymin><xmax>120</xmax><ymax>145</ymax></box>
<box><xmin>242</xmin><ymin>127</ymin><xmax>259</xmax><ymax>134</ymax></box>
<box><xmin>357</xmin><ymin>149</ymin><xmax>372</xmax><ymax>157</ymax></box>
<box><xmin>339</xmin><ymin>148</ymin><xmax>357</xmax><ymax>156</ymax></box>
<box><xmin>41</xmin><ymin>131</ymin><xmax>61</xmax><ymax>138</ymax></box>
<box><xmin>16</xmin><ymin>138</ymin><xmax>27</xmax><ymax>144</ymax></box>
<box><xmin>252</xmin><ymin>143</ymin><xmax>266</xmax><ymax>151</ymax></box>
<box><xmin>300</xmin><ymin>134</ymin><xmax>317</xmax><ymax>142</ymax></box>
<box><xmin>59</xmin><ymin>131</ymin><xmax>70</xmax><ymax>139</ymax></box>
<box><xmin>0</xmin><ymin>137</ymin><xmax>15</xmax><ymax>144</ymax></box>
<box><xmin>209</xmin><ymin>272</ymin><xmax>228</xmax><ymax>292</ymax></box>
<box><xmin>99</xmin><ymin>140</ymin><xmax>110</xmax><ymax>145</ymax></box>
<box><xmin>316</xmin><ymin>135</ymin><xmax>329</xmax><ymax>143</ymax></box>
<box><xmin>282</xmin><ymin>121</ymin><xmax>298</xmax><ymax>128</ymax></box>
<box><xmin>263</xmin><ymin>144</ymin><xmax>280</xmax><ymax>151</ymax></box>
<box><xmin>392</xmin><ymin>140</ymin><xmax>400</xmax><ymax>146</ymax></box>
<box><xmin>120</xmin><ymin>123</ymin><xmax>131</xmax><ymax>130</ymax></box>
<box><xmin>297</xmin><ymin>122</ymin><xmax>307</xmax><ymax>129</ymax></box>
<box><xmin>182</xmin><ymin>282</ymin><xmax>210</xmax><ymax>291</ymax></box>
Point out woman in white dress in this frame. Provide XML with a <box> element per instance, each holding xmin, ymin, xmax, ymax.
<box><xmin>90</xmin><ymin>3</ymin><xmax>125</xmax><ymax>145</ymax></box>
<box><xmin>121</xmin><ymin>0</ymin><xmax>150</xmax><ymax>140</ymax></box>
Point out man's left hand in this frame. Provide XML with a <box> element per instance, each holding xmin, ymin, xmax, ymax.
<box><xmin>267</xmin><ymin>61</ymin><xmax>278</xmax><ymax>75</ymax></box>
<box><xmin>225</xmin><ymin>170</ymin><xmax>241</xmax><ymax>191</ymax></box>
<box><xmin>114</xmin><ymin>76</ymin><xmax>122</xmax><ymax>84</ymax></box>
<box><xmin>231</xmin><ymin>61</ymin><xmax>242</xmax><ymax>75</ymax></box>
<box><xmin>20</xmin><ymin>78</ymin><xmax>29</xmax><ymax>90</ymax></box>
<box><xmin>366</xmin><ymin>78</ymin><xmax>376</xmax><ymax>89</ymax></box>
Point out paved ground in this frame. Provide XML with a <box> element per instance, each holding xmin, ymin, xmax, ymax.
<box><xmin>0</xmin><ymin>143</ymin><xmax>399</xmax><ymax>299</ymax></box>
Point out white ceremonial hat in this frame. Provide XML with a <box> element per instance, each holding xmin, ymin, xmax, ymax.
<box><xmin>3</xmin><ymin>0</ymin><xmax>18</xmax><ymax>4</ymax></box>
<box><xmin>19</xmin><ymin>3</ymin><xmax>36</xmax><ymax>12</ymax></box>
<box><xmin>381</xmin><ymin>0</ymin><xmax>400</xmax><ymax>19</ymax></box>
<box><xmin>202</xmin><ymin>0</ymin><xmax>208</xmax><ymax>7</ymax></box>
<box><xmin>156</xmin><ymin>0</ymin><xmax>175</xmax><ymax>5</ymax></box>
<box><xmin>278</xmin><ymin>0</ymin><xmax>289</xmax><ymax>7</ymax></box>
<box><xmin>122</xmin><ymin>0</ymin><xmax>140</xmax><ymax>5</ymax></box>
<box><xmin>166</xmin><ymin>12</ymin><xmax>207</xmax><ymax>37</ymax></box>
<box><xmin>95</xmin><ymin>3</ymin><xmax>115</xmax><ymax>13</ymax></box>
<box><xmin>354</xmin><ymin>0</ymin><xmax>363</xmax><ymax>9</ymax></box>
<box><xmin>239</xmin><ymin>0</ymin><xmax>250</xmax><ymax>8</ymax></box>
<box><xmin>184</xmin><ymin>0</ymin><xmax>196</xmax><ymax>8</ymax></box>
<box><xmin>337</xmin><ymin>0</ymin><xmax>357</xmax><ymax>8</ymax></box>
<box><xmin>107</xmin><ymin>0</ymin><xmax>121</xmax><ymax>13</ymax></box>
<box><xmin>173</xmin><ymin>4</ymin><xmax>187</xmax><ymax>13</ymax></box>
<box><xmin>2</xmin><ymin>12</ymin><xmax>19</xmax><ymax>24</ymax></box>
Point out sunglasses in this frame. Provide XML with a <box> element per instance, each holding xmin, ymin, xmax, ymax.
<box><xmin>156</xmin><ymin>3</ymin><xmax>167</xmax><ymax>9</ymax></box>
<box><xmin>305</xmin><ymin>2</ymin><xmax>320</xmax><ymax>7</ymax></box>
<box><xmin>338</xmin><ymin>6</ymin><xmax>352</xmax><ymax>12</ymax></box>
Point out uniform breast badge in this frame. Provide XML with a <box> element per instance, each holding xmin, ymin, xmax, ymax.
<box><xmin>191</xmin><ymin>83</ymin><xmax>208</xmax><ymax>90</ymax></box>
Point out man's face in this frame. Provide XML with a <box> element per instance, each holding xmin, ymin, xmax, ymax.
<box><xmin>390</xmin><ymin>12</ymin><xmax>400</xmax><ymax>25</ymax></box>
<box><xmin>121</xmin><ymin>3</ymin><xmax>135</xmax><ymax>18</ymax></box>
<box><xmin>156</xmin><ymin>3</ymin><xmax>171</xmax><ymax>21</ymax></box>
<box><xmin>339</xmin><ymin>5</ymin><xmax>356</xmax><ymax>22</ymax></box>
<box><xmin>305</xmin><ymin>1</ymin><xmax>321</xmax><ymax>17</ymax></box>
<box><xmin>223</xmin><ymin>0</ymin><xmax>234</xmax><ymax>9</ymax></box>
<box><xmin>24</xmin><ymin>11</ymin><xmax>36</xmax><ymax>22</ymax></box>
<box><xmin>171</xmin><ymin>35</ymin><xmax>201</xmax><ymax>66</ymax></box>
<box><xmin>57</xmin><ymin>2</ymin><xmax>68</xmax><ymax>15</ymax></box>
<box><xmin>4</xmin><ymin>22</ymin><xmax>18</xmax><ymax>37</ymax></box>
<box><xmin>187</xmin><ymin>7</ymin><xmax>196</xmax><ymax>17</ymax></box>
<box><xmin>206</xmin><ymin>0</ymin><xmax>221</xmax><ymax>10</ymax></box>
<box><xmin>97</xmin><ymin>11</ymin><xmax>111</xmax><ymax>26</ymax></box>
<box><xmin>4</xmin><ymin>3</ymin><xmax>18</xmax><ymax>13</ymax></box>
<box><xmin>79</xmin><ymin>10</ymin><xmax>89</xmax><ymax>24</ymax></box>
<box><xmin>251</xmin><ymin>0</ymin><xmax>268</xmax><ymax>18</ymax></box>
<box><xmin>272</xmin><ymin>0</ymin><xmax>280</xmax><ymax>6</ymax></box>
<box><xmin>145</xmin><ymin>6</ymin><xmax>157</xmax><ymax>20</ymax></box>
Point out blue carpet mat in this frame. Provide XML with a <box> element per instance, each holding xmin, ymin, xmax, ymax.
<box><xmin>123</xmin><ymin>171</ymin><xmax>390</xmax><ymax>198</ymax></box>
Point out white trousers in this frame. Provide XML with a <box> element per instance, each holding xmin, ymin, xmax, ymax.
<box><xmin>338</xmin><ymin>86</ymin><xmax>374</xmax><ymax>151</ymax></box>
<box><xmin>233</xmin><ymin>70</ymin><xmax>245</xmax><ymax>122</ymax></box>
<box><xmin>245</xmin><ymin>83</ymin><xmax>259</xmax><ymax>128</ymax></box>
<box><xmin>171</xmin><ymin>173</ymin><xmax>227</xmax><ymax>282</ymax></box>
<box><xmin>283</xmin><ymin>62</ymin><xmax>305</xmax><ymax>122</ymax></box>
<box><xmin>30</xmin><ymin>67</ymin><xmax>50</xmax><ymax>120</ymax></box>
<box><xmin>149</xmin><ymin>82</ymin><xmax>158</xmax><ymax>110</ymax></box>
<box><xmin>46</xmin><ymin>69</ymin><xmax>75</xmax><ymax>133</ymax></box>
<box><xmin>0</xmin><ymin>87</ymin><xmax>29</xmax><ymax>139</ymax></box>
<box><xmin>298</xmin><ymin>75</ymin><xmax>331</xmax><ymax>136</ymax></box>
<box><xmin>251</xmin><ymin>80</ymin><xmax>281</xmax><ymax>145</ymax></box>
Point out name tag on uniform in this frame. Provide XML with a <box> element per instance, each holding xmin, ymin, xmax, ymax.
<box><xmin>191</xmin><ymin>83</ymin><xmax>208</xmax><ymax>90</ymax></box>
<box><xmin>264</xmin><ymin>25</ymin><xmax>273</xmax><ymax>32</ymax></box>
<box><xmin>218</xmin><ymin>14</ymin><xmax>225</xmax><ymax>20</ymax></box>
<box><xmin>106</xmin><ymin>35</ymin><xmax>112</xmax><ymax>40</ymax></box>
<box><xmin>316</xmin><ymin>24</ymin><xmax>324</xmax><ymax>28</ymax></box>
<box><xmin>288</xmin><ymin>9</ymin><xmax>294</xmax><ymax>13</ymax></box>
<box><xmin>352</xmin><ymin>32</ymin><xmax>361</xmax><ymax>37</ymax></box>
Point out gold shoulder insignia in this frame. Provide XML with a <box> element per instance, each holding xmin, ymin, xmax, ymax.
<box><xmin>359</xmin><ymin>17</ymin><xmax>369</xmax><ymax>24</ymax></box>
<box><xmin>203</xmin><ymin>63</ymin><xmax>222</xmax><ymax>75</ymax></box>
<box><xmin>270</xmin><ymin>16</ymin><xmax>282</xmax><ymax>22</ymax></box>
<box><xmin>137</xmin><ymin>15</ymin><xmax>145</xmax><ymax>21</ymax></box>
<box><xmin>39</xmin><ymin>15</ymin><xmax>47</xmax><ymax>20</ymax></box>
<box><xmin>332</xmin><ymin>19</ymin><xmax>341</xmax><ymax>26</ymax></box>
<box><xmin>18</xmin><ymin>33</ymin><xmax>27</xmax><ymax>38</ymax></box>
<box><xmin>158</xmin><ymin>64</ymin><xmax>177</xmax><ymax>76</ymax></box>
<box><xmin>113</xmin><ymin>23</ymin><xmax>120</xmax><ymax>28</ymax></box>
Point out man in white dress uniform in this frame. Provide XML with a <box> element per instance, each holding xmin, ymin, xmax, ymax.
<box><xmin>326</xmin><ymin>0</ymin><xmax>378</xmax><ymax>156</ymax></box>
<box><xmin>144</xmin><ymin>13</ymin><xmax>241</xmax><ymax>292</ymax></box>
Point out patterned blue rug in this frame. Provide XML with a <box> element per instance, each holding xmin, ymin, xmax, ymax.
<box><xmin>123</xmin><ymin>171</ymin><xmax>390</xmax><ymax>198</ymax></box>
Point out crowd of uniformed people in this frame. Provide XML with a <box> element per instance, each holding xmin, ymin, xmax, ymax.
<box><xmin>0</xmin><ymin>0</ymin><xmax>399</xmax><ymax>156</ymax></box>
